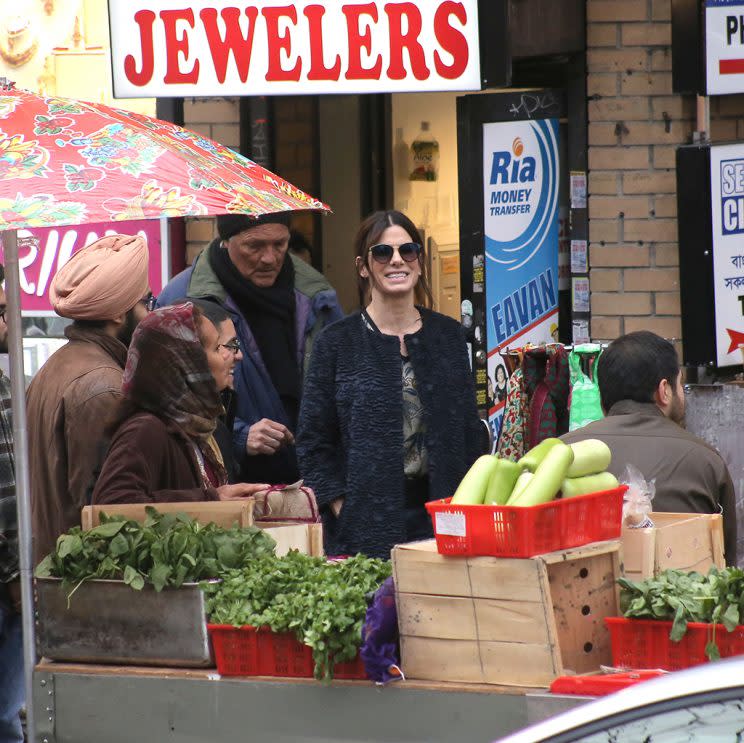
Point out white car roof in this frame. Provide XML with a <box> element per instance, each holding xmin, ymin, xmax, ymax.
<box><xmin>497</xmin><ymin>656</ymin><xmax>744</xmax><ymax>743</ymax></box>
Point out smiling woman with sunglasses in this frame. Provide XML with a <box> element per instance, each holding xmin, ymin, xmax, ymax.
<box><xmin>297</xmin><ymin>210</ymin><xmax>484</xmax><ymax>560</ymax></box>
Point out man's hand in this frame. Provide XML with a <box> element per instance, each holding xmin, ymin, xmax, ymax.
<box><xmin>246</xmin><ymin>419</ymin><xmax>294</xmax><ymax>456</ymax></box>
<box><xmin>217</xmin><ymin>483</ymin><xmax>271</xmax><ymax>501</ymax></box>
<box><xmin>329</xmin><ymin>497</ymin><xmax>344</xmax><ymax>518</ymax></box>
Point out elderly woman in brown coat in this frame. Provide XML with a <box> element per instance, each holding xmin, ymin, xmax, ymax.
<box><xmin>92</xmin><ymin>302</ymin><xmax>267</xmax><ymax>504</ymax></box>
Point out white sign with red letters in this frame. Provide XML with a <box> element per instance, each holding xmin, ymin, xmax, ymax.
<box><xmin>107</xmin><ymin>0</ymin><xmax>481</xmax><ymax>97</ymax></box>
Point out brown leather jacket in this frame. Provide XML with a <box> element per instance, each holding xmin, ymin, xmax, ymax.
<box><xmin>27</xmin><ymin>325</ymin><xmax>127</xmax><ymax>564</ymax></box>
<box><xmin>562</xmin><ymin>400</ymin><xmax>737</xmax><ymax>565</ymax></box>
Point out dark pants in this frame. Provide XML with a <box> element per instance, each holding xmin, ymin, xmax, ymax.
<box><xmin>404</xmin><ymin>477</ymin><xmax>434</xmax><ymax>542</ymax></box>
<box><xmin>0</xmin><ymin>588</ymin><xmax>24</xmax><ymax>743</ymax></box>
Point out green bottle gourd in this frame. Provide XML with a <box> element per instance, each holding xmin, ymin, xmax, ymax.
<box><xmin>484</xmin><ymin>459</ymin><xmax>523</xmax><ymax>505</ymax></box>
<box><xmin>450</xmin><ymin>455</ymin><xmax>499</xmax><ymax>505</ymax></box>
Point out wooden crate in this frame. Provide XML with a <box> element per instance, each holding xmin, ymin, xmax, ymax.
<box><xmin>392</xmin><ymin>538</ymin><xmax>620</xmax><ymax>687</ymax></box>
<box><xmin>621</xmin><ymin>512</ymin><xmax>724</xmax><ymax>581</ymax></box>
<box><xmin>81</xmin><ymin>500</ymin><xmax>254</xmax><ymax>531</ymax></box>
<box><xmin>257</xmin><ymin>522</ymin><xmax>324</xmax><ymax>556</ymax></box>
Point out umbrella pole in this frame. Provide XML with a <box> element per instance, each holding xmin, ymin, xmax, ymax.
<box><xmin>4</xmin><ymin>229</ymin><xmax>37</xmax><ymax>743</ymax></box>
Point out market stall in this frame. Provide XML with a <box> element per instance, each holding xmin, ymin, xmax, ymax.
<box><xmin>28</xmin><ymin>433</ymin><xmax>732</xmax><ymax>743</ymax></box>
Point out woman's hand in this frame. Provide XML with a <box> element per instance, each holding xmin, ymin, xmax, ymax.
<box><xmin>217</xmin><ymin>483</ymin><xmax>271</xmax><ymax>500</ymax></box>
<box><xmin>329</xmin><ymin>497</ymin><xmax>344</xmax><ymax>517</ymax></box>
<box><xmin>246</xmin><ymin>418</ymin><xmax>294</xmax><ymax>455</ymax></box>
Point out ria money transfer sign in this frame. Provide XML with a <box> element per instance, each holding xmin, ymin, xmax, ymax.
<box><xmin>711</xmin><ymin>142</ymin><xmax>744</xmax><ymax>366</ymax></box>
<box><xmin>483</xmin><ymin>119</ymin><xmax>560</xmax><ymax>439</ymax></box>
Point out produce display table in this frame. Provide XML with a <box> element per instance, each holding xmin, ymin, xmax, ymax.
<box><xmin>33</xmin><ymin>662</ymin><xmax>586</xmax><ymax>743</ymax></box>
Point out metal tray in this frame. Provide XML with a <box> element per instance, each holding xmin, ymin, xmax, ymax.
<box><xmin>36</xmin><ymin>577</ymin><xmax>215</xmax><ymax>667</ymax></box>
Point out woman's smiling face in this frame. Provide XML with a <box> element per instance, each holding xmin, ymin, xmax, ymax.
<box><xmin>361</xmin><ymin>224</ymin><xmax>422</xmax><ymax>300</ymax></box>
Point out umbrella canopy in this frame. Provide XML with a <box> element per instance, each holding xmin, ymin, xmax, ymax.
<box><xmin>0</xmin><ymin>85</ymin><xmax>329</xmax><ymax>229</ymax></box>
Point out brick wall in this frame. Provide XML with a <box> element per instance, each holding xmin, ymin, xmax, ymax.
<box><xmin>182</xmin><ymin>98</ymin><xmax>241</xmax><ymax>264</ymax></box>
<box><xmin>586</xmin><ymin>0</ymin><xmax>744</xmax><ymax>352</ymax></box>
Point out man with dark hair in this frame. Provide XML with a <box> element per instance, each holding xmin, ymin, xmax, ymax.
<box><xmin>563</xmin><ymin>331</ymin><xmax>736</xmax><ymax>563</ymax></box>
<box><xmin>157</xmin><ymin>214</ymin><xmax>343</xmax><ymax>486</ymax></box>
<box><xmin>27</xmin><ymin>235</ymin><xmax>152</xmax><ymax>563</ymax></box>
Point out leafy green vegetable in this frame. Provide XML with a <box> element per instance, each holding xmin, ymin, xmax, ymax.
<box><xmin>202</xmin><ymin>552</ymin><xmax>391</xmax><ymax>681</ymax></box>
<box><xmin>619</xmin><ymin>566</ymin><xmax>744</xmax><ymax>660</ymax></box>
<box><xmin>35</xmin><ymin>507</ymin><xmax>277</xmax><ymax>597</ymax></box>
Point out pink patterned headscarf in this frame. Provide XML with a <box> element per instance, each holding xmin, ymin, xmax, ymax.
<box><xmin>122</xmin><ymin>303</ymin><xmax>223</xmax><ymax>443</ymax></box>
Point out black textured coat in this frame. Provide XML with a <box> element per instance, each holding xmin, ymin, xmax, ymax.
<box><xmin>297</xmin><ymin>309</ymin><xmax>483</xmax><ymax>559</ymax></box>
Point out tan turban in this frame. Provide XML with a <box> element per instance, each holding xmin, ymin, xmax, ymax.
<box><xmin>50</xmin><ymin>234</ymin><xmax>149</xmax><ymax>320</ymax></box>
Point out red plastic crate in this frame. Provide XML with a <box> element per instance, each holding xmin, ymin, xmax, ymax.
<box><xmin>425</xmin><ymin>486</ymin><xmax>626</xmax><ymax>558</ymax></box>
<box><xmin>550</xmin><ymin>670</ymin><xmax>665</xmax><ymax>696</ymax></box>
<box><xmin>207</xmin><ymin>624</ymin><xmax>367</xmax><ymax>679</ymax></box>
<box><xmin>606</xmin><ymin>617</ymin><xmax>744</xmax><ymax>671</ymax></box>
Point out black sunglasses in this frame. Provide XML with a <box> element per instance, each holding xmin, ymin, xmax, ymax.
<box><xmin>368</xmin><ymin>242</ymin><xmax>422</xmax><ymax>264</ymax></box>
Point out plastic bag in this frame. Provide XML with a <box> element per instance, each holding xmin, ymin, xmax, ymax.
<box><xmin>360</xmin><ymin>577</ymin><xmax>404</xmax><ymax>684</ymax></box>
<box><xmin>568</xmin><ymin>344</ymin><xmax>604</xmax><ymax>431</ymax></box>
<box><xmin>253</xmin><ymin>479</ymin><xmax>320</xmax><ymax>523</ymax></box>
<box><xmin>621</xmin><ymin>464</ymin><xmax>655</xmax><ymax>529</ymax></box>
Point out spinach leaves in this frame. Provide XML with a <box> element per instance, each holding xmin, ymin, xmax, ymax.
<box><xmin>619</xmin><ymin>566</ymin><xmax>744</xmax><ymax>660</ymax></box>
<box><xmin>35</xmin><ymin>507</ymin><xmax>277</xmax><ymax>596</ymax></box>
<box><xmin>203</xmin><ymin>551</ymin><xmax>391</xmax><ymax>681</ymax></box>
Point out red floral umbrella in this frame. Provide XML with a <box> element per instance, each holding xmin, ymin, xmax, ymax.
<box><xmin>0</xmin><ymin>85</ymin><xmax>329</xmax><ymax>229</ymax></box>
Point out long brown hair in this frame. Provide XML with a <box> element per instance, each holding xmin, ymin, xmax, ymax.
<box><xmin>354</xmin><ymin>210</ymin><xmax>433</xmax><ymax>309</ymax></box>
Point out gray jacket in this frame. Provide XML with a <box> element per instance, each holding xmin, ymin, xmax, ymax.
<box><xmin>562</xmin><ymin>400</ymin><xmax>737</xmax><ymax>565</ymax></box>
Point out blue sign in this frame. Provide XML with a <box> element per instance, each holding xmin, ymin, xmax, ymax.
<box><xmin>483</xmin><ymin>118</ymin><xmax>560</xmax><ymax>445</ymax></box>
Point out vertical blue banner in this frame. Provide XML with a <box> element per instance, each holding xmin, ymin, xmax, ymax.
<box><xmin>483</xmin><ymin>118</ymin><xmax>560</xmax><ymax>445</ymax></box>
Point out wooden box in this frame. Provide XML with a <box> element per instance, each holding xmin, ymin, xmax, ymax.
<box><xmin>81</xmin><ymin>500</ymin><xmax>254</xmax><ymax>530</ymax></box>
<box><xmin>621</xmin><ymin>512</ymin><xmax>724</xmax><ymax>581</ymax></box>
<box><xmin>392</xmin><ymin>539</ymin><xmax>621</xmax><ymax>687</ymax></box>
<box><xmin>257</xmin><ymin>522</ymin><xmax>324</xmax><ymax>557</ymax></box>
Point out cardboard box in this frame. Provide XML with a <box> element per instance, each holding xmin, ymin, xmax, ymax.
<box><xmin>257</xmin><ymin>522</ymin><xmax>324</xmax><ymax>557</ymax></box>
<box><xmin>81</xmin><ymin>500</ymin><xmax>254</xmax><ymax>530</ymax></box>
<box><xmin>621</xmin><ymin>512</ymin><xmax>725</xmax><ymax>581</ymax></box>
<box><xmin>392</xmin><ymin>539</ymin><xmax>620</xmax><ymax>687</ymax></box>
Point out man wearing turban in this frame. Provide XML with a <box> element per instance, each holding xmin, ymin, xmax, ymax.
<box><xmin>26</xmin><ymin>234</ymin><xmax>152</xmax><ymax>562</ymax></box>
<box><xmin>157</xmin><ymin>214</ymin><xmax>343</xmax><ymax>486</ymax></box>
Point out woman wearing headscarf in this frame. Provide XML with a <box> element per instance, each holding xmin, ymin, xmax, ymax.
<box><xmin>92</xmin><ymin>303</ymin><xmax>267</xmax><ymax>505</ymax></box>
<box><xmin>297</xmin><ymin>210</ymin><xmax>484</xmax><ymax>559</ymax></box>
<box><xmin>165</xmin><ymin>297</ymin><xmax>242</xmax><ymax>483</ymax></box>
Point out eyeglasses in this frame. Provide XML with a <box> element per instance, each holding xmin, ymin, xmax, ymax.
<box><xmin>368</xmin><ymin>242</ymin><xmax>422</xmax><ymax>264</ymax></box>
<box><xmin>141</xmin><ymin>292</ymin><xmax>157</xmax><ymax>312</ymax></box>
<box><xmin>218</xmin><ymin>338</ymin><xmax>241</xmax><ymax>354</ymax></box>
